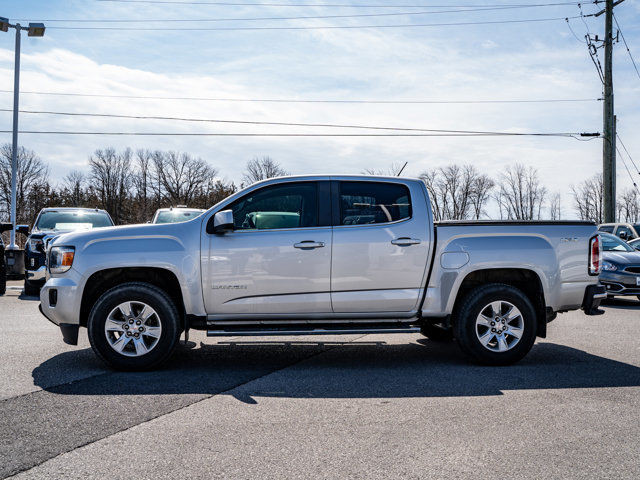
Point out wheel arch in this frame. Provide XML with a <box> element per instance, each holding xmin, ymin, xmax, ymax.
<box><xmin>80</xmin><ymin>267</ymin><xmax>185</xmax><ymax>329</ymax></box>
<box><xmin>451</xmin><ymin>268</ymin><xmax>548</xmax><ymax>338</ymax></box>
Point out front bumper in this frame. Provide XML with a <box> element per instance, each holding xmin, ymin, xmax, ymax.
<box><xmin>25</xmin><ymin>265</ymin><xmax>46</xmax><ymax>283</ymax></box>
<box><xmin>599</xmin><ymin>270</ymin><xmax>640</xmax><ymax>296</ymax></box>
<box><xmin>581</xmin><ymin>284</ymin><xmax>606</xmax><ymax>315</ymax></box>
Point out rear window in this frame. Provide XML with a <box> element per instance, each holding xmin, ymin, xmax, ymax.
<box><xmin>339</xmin><ymin>181</ymin><xmax>411</xmax><ymax>226</ymax></box>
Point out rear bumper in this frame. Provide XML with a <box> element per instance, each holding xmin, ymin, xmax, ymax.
<box><xmin>582</xmin><ymin>284</ymin><xmax>606</xmax><ymax>315</ymax></box>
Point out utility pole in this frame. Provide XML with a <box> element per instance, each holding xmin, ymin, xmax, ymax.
<box><xmin>602</xmin><ymin>0</ymin><xmax>616</xmax><ymax>223</ymax></box>
<box><xmin>0</xmin><ymin>18</ymin><xmax>45</xmax><ymax>249</ymax></box>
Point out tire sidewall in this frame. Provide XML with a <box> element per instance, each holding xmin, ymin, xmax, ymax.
<box><xmin>88</xmin><ymin>283</ymin><xmax>180</xmax><ymax>370</ymax></box>
<box><xmin>455</xmin><ymin>284</ymin><xmax>537</xmax><ymax>365</ymax></box>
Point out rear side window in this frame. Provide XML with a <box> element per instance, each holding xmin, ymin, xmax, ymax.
<box><xmin>598</xmin><ymin>225</ymin><xmax>614</xmax><ymax>233</ymax></box>
<box><xmin>339</xmin><ymin>181</ymin><xmax>411</xmax><ymax>225</ymax></box>
<box><xmin>229</xmin><ymin>182</ymin><xmax>318</xmax><ymax>230</ymax></box>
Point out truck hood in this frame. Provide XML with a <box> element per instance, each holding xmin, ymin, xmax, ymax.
<box><xmin>50</xmin><ymin>219</ymin><xmax>203</xmax><ymax>248</ymax></box>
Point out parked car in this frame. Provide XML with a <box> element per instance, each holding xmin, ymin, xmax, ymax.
<box><xmin>151</xmin><ymin>206</ymin><xmax>205</xmax><ymax>224</ymax></box>
<box><xmin>0</xmin><ymin>222</ymin><xmax>13</xmax><ymax>295</ymax></box>
<box><xmin>21</xmin><ymin>208</ymin><xmax>114</xmax><ymax>296</ymax></box>
<box><xmin>598</xmin><ymin>232</ymin><xmax>640</xmax><ymax>300</ymax></box>
<box><xmin>598</xmin><ymin>222</ymin><xmax>640</xmax><ymax>241</ymax></box>
<box><xmin>628</xmin><ymin>237</ymin><xmax>640</xmax><ymax>251</ymax></box>
<box><xmin>38</xmin><ymin>175</ymin><xmax>605</xmax><ymax>370</ymax></box>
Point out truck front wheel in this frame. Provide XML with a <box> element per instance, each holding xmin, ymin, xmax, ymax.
<box><xmin>87</xmin><ymin>282</ymin><xmax>180</xmax><ymax>371</ymax></box>
<box><xmin>453</xmin><ymin>283</ymin><xmax>537</xmax><ymax>366</ymax></box>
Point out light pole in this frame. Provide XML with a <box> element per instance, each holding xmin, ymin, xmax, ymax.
<box><xmin>0</xmin><ymin>18</ymin><xmax>45</xmax><ymax>249</ymax></box>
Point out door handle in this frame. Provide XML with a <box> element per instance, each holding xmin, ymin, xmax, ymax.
<box><xmin>294</xmin><ymin>241</ymin><xmax>325</xmax><ymax>249</ymax></box>
<box><xmin>391</xmin><ymin>237</ymin><xmax>421</xmax><ymax>246</ymax></box>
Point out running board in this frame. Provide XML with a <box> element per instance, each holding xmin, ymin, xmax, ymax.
<box><xmin>207</xmin><ymin>326</ymin><xmax>421</xmax><ymax>337</ymax></box>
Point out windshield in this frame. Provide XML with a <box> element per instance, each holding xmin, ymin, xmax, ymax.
<box><xmin>601</xmin><ymin>234</ymin><xmax>634</xmax><ymax>252</ymax></box>
<box><xmin>154</xmin><ymin>210</ymin><xmax>204</xmax><ymax>224</ymax></box>
<box><xmin>35</xmin><ymin>210</ymin><xmax>113</xmax><ymax>231</ymax></box>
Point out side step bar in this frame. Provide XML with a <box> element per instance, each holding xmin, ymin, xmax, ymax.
<box><xmin>207</xmin><ymin>326</ymin><xmax>421</xmax><ymax>337</ymax></box>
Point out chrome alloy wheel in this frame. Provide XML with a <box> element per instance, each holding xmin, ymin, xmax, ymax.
<box><xmin>475</xmin><ymin>300</ymin><xmax>524</xmax><ymax>353</ymax></box>
<box><xmin>104</xmin><ymin>301</ymin><xmax>162</xmax><ymax>357</ymax></box>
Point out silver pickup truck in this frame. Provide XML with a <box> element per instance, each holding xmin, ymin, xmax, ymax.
<box><xmin>38</xmin><ymin>175</ymin><xmax>605</xmax><ymax>370</ymax></box>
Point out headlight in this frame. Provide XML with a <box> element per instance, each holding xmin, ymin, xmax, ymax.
<box><xmin>49</xmin><ymin>246</ymin><xmax>75</xmax><ymax>274</ymax></box>
<box><xmin>601</xmin><ymin>260</ymin><xmax>617</xmax><ymax>272</ymax></box>
<box><xmin>28</xmin><ymin>237</ymin><xmax>43</xmax><ymax>251</ymax></box>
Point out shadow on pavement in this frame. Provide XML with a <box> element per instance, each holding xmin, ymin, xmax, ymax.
<box><xmin>601</xmin><ymin>297</ymin><xmax>640</xmax><ymax>310</ymax></box>
<box><xmin>33</xmin><ymin>340</ymin><xmax>640</xmax><ymax>402</ymax></box>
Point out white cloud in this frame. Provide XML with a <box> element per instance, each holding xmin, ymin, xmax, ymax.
<box><xmin>0</xmin><ymin>3</ymin><xmax>637</xmax><ymax>218</ymax></box>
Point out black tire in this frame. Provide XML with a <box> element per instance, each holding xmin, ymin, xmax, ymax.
<box><xmin>0</xmin><ymin>258</ymin><xmax>6</xmax><ymax>295</ymax></box>
<box><xmin>87</xmin><ymin>282</ymin><xmax>181</xmax><ymax>371</ymax></box>
<box><xmin>23</xmin><ymin>279</ymin><xmax>40</xmax><ymax>297</ymax></box>
<box><xmin>453</xmin><ymin>283</ymin><xmax>537</xmax><ymax>366</ymax></box>
<box><xmin>419</xmin><ymin>322</ymin><xmax>453</xmax><ymax>342</ymax></box>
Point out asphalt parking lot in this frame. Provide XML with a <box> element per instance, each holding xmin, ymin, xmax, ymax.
<box><xmin>1</xmin><ymin>280</ymin><xmax>639</xmax><ymax>480</ymax></box>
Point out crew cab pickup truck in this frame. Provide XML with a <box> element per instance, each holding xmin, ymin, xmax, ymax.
<box><xmin>38</xmin><ymin>176</ymin><xmax>606</xmax><ymax>370</ymax></box>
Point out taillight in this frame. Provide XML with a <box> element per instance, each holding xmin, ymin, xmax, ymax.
<box><xmin>589</xmin><ymin>235</ymin><xmax>602</xmax><ymax>275</ymax></box>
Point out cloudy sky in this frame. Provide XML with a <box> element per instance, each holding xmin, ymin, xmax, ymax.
<box><xmin>1</xmin><ymin>0</ymin><xmax>639</xmax><ymax>217</ymax></box>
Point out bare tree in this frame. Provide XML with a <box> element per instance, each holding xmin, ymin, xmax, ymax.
<box><xmin>549</xmin><ymin>192</ymin><xmax>562</xmax><ymax>220</ymax></box>
<box><xmin>0</xmin><ymin>143</ymin><xmax>50</xmax><ymax>225</ymax></box>
<box><xmin>571</xmin><ymin>174</ymin><xmax>604</xmax><ymax>223</ymax></box>
<box><xmin>61</xmin><ymin>170</ymin><xmax>86</xmax><ymax>207</ymax></box>
<box><xmin>495</xmin><ymin>164</ymin><xmax>547</xmax><ymax>220</ymax></box>
<box><xmin>420</xmin><ymin>164</ymin><xmax>493</xmax><ymax>220</ymax></box>
<box><xmin>470</xmin><ymin>174</ymin><xmax>495</xmax><ymax>219</ymax></box>
<box><xmin>152</xmin><ymin>151</ymin><xmax>217</xmax><ymax>206</ymax></box>
<box><xmin>88</xmin><ymin>148</ymin><xmax>132</xmax><ymax>224</ymax></box>
<box><xmin>617</xmin><ymin>188</ymin><xmax>640</xmax><ymax>223</ymax></box>
<box><xmin>242</xmin><ymin>156</ymin><xmax>288</xmax><ymax>186</ymax></box>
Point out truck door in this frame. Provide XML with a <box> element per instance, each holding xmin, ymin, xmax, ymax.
<box><xmin>203</xmin><ymin>180</ymin><xmax>332</xmax><ymax>315</ymax></box>
<box><xmin>330</xmin><ymin>180</ymin><xmax>431</xmax><ymax>313</ymax></box>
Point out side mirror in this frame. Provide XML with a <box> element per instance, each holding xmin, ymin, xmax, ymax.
<box><xmin>0</xmin><ymin>222</ymin><xmax>12</xmax><ymax>233</ymax></box>
<box><xmin>208</xmin><ymin>210</ymin><xmax>234</xmax><ymax>235</ymax></box>
<box><xmin>16</xmin><ymin>224</ymin><xmax>30</xmax><ymax>236</ymax></box>
<box><xmin>619</xmin><ymin>231</ymin><xmax>629</xmax><ymax>240</ymax></box>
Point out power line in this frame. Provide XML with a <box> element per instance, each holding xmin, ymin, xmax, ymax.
<box><xmin>0</xmin><ymin>107</ymin><xmax>596</xmax><ymax>136</ymax></box>
<box><xmin>613</xmin><ymin>12</ymin><xmax>640</xmax><ymax>81</ymax></box>
<box><xmin>94</xmin><ymin>1</ymin><xmax>590</xmax><ymax>7</ymax></box>
<box><xmin>0</xmin><ymin>90</ymin><xmax>600</xmax><ymax>104</ymax></box>
<box><xmin>46</xmin><ymin>15</ymin><xmax>583</xmax><ymax>30</ymax></box>
<box><xmin>617</xmin><ymin>134</ymin><xmax>639</xmax><ymax>174</ymax></box>
<box><xmin>617</xmin><ymin>145</ymin><xmax>639</xmax><ymax>190</ymax></box>
<box><xmin>0</xmin><ymin>130</ymin><xmax>596</xmax><ymax>138</ymax></box>
<box><xmin>565</xmin><ymin>17</ymin><xmax>587</xmax><ymax>43</ymax></box>
<box><xmin>13</xmin><ymin>5</ymin><xmax>592</xmax><ymax>24</ymax></box>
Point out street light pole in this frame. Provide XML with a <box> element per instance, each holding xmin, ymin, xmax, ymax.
<box><xmin>9</xmin><ymin>23</ymin><xmax>21</xmax><ymax>249</ymax></box>
<box><xmin>0</xmin><ymin>18</ymin><xmax>45</xmax><ymax>250</ymax></box>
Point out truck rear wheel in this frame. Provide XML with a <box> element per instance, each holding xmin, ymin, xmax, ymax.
<box><xmin>453</xmin><ymin>283</ymin><xmax>537</xmax><ymax>366</ymax></box>
<box><xmin>87</xmin><ymin>282</ymin><xmax>180</xmax><ymax>371</ymax></box>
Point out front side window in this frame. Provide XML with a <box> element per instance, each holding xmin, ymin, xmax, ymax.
<box><xmin>229</xmin><ymin>182</ymin><xmax>318</xmax><ymax>230</ymax></box>
<box><xmin>339</xmin><ymin>181</ymin><xmax>411</xmax><ymax>226</ymax></box>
